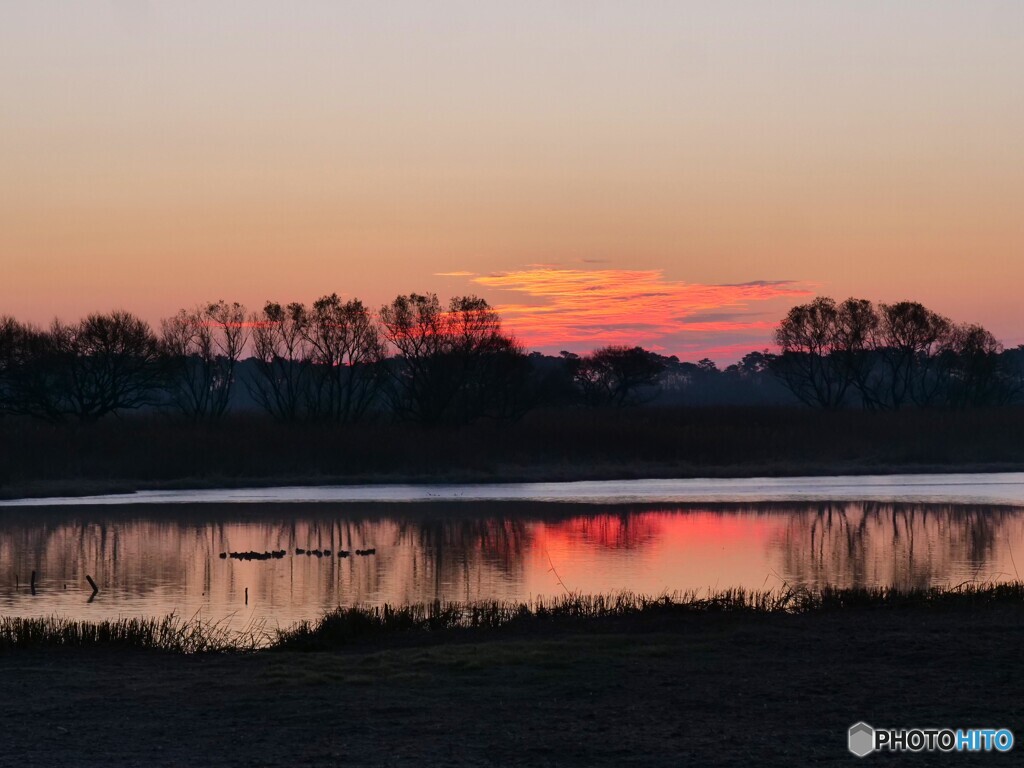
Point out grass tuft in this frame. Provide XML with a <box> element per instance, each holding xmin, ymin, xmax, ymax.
<box><xmin>0</xmin><ymin>612</ymin><xmax>265</xmax><ymax>653</ymax></box>
<box><xmin>4</xmin><ymin>582</ymin><xmax>1023</xmax><ymax>654</ymax></box>
<box><xmin>273</xmin><ymin>581</ymin><xmax>1024</xmax><ymax>651</ymax></box>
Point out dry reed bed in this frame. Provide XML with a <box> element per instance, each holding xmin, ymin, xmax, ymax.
<box><xmin>3</xmin><ymin>581</ymin><xmax>1023</xmax><ymax>653</ymax></box>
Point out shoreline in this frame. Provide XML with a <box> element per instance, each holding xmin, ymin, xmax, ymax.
<box><xmin>4</xmin><ymin>460</ymin><xmax>1024</xmax><ymax>503</ymax></box>
<box><xmin>4</xmin><ymin>583</ymin><xmax>1023</xmax><ymax>653</ymax></box>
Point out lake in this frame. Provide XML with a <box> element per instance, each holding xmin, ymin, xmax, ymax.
<box><xmin>2</xmin><ymin>473</ymin><xmax>1024</xmax><ymax>633</ymax></box>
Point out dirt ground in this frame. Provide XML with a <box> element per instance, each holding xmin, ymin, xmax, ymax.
<box><xmin>2</xmin><ymin>605</ymin><xmax>1023</xmax><ymax>767</ymax></box>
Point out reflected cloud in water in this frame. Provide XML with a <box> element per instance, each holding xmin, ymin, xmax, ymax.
<box><xmin>1</xmin><ymin>501</ymin><xmax>1022</xmax><ymax>629</ymax></box>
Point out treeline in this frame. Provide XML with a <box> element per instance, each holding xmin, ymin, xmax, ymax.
<box><xmin>0</xmin><ymin>294</ymin><xmax>669</xmax><ymax>424</ymax></box>
<box><xmin>1</xmin><ymin>294</ymin><xmax>1021</xmax><ymax>424</ymax></box>
<box><xmin>773</xmin><ymin>297</ymin><xmax>1024</xmax><ymax>409</ymax></box>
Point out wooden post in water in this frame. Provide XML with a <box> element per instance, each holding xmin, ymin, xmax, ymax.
<box><xmin>85</xmin><ymin>575</ymin><xmax>99</xmax><ymax>602</ymax></box>
<box><xmin>30</xmin><ymin>570</ymin><xmax>36</xmax><ymax>595</ymax></box>
<box><xmin>245</xmin><ymin>587</ymin><xmax>249</xmax><ymax>605</ymax></box>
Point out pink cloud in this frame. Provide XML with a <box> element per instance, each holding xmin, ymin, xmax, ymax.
<box><xmin>464</xmin><ymin>268</ymin><xmax>809</xmax><ymax>358</ymax></box>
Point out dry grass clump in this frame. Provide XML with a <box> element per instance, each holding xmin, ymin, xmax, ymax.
<box><xmin>273</xmin><ymin>581</ymin><xmax>1024</xmax><ymax>650</ymax></box>
<box><xmin>0</xmin><ymin>613</ymin><xmax>265</xmax><ymax>653</ymax></box>
<box><xmin>4</xmin><ymin>582</ymin><xmax>1022</xmax><ymax>654</ymax></box>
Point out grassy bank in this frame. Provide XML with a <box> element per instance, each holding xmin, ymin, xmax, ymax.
<box><xmin>3</xmin><ymin>584</ymin><xmax>1023</xmax><ymax>766</ymax></box>
<box><xmin>275</xmin><ymin>583</ymin><xmax>1024</xmax><ymax>652</ymax></box>
<box><xmin>0</xmin><ymin>613</ymin><xmax>255</xmax><ymax>653</ymax></box>
<box><xmin>2</xmin><ymin>405</ymin><xmax>1024</xmax><ymax>499</ymax></box>
<box><xmin>5</xmin><ymin>582</ymin><xmax>1024</xmax><ymax>653</ymax></box>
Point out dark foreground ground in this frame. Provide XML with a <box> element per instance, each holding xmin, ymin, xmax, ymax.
<box><xmin>3</xmin><ymin>604</ymin><xmax>1023</xmax><ymax>767</ymax></box>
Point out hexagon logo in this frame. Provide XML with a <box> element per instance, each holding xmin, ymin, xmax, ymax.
<box><xmin>848</xmin><ymin>722</ymin><xmax>876</xmax><ymax>758</ymax></box>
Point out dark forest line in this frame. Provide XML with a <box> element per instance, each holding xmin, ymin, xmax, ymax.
<box><xmin>3</xmin><ymin>292</ymin><xmax>1024</xmax><ymax>496</ymax></box>
<box><xmin>3</xmin><ymin>406</ymin><xmax>1024</xmax><ymax>499</ymax></box>
<box><xmin>2</xmin><ymin>293</ymin><xmax>1023</xmax><ymax>427</ymax></box>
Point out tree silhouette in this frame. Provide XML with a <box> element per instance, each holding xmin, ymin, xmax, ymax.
<box><xmin>1</xmin><ymin>291</ymin><xmax>1020</xmax><ymax>422</ymax></box>
<box><xmin>773</xmin><ymin>296</ymin><xmax>1018</xmax><ymax>410</ymax></box>
<box><xmin>571</xmin><ymin>346</ymin><xmax>665</xmax><ymax>407</ymax></box>
<box><xmin>772</xmin><ymin>297</ymin><xmax>855</xmax><ymax>408</ymax></box>
<box><xmin>296</xmin><ymin>294</ymin><xmax>385</xmax><ymax>423</ymax></box>
<box><xmin>872</xmin><ymin>301</ymin><xmax>952</xmax><ymax>408</ymax></box>
<box><xmin>247</xmin><ymin>301</ymin><xmax>314</xmax><ymax>421</ymax></box>
<box><xmin>942</xmin><ymin>323</ymin><xmax>1003</xmax><ymax>408</ymax></box>
<box><xmin>45</xmin><ymin>311</ymin><xmax>163</xmax><ymax>421</ymax></box>
<box><xmin>0</xmin><ymin>316</ymin><xmax>35</xmax><ymax>418</ymax></box>
<box><xmin>161</xmin><ymin>301</ymin><xmax>249</xmax><ymax>421</ymax></box>
<box><xmin>379</xmin><ymin>293</ymin><xmax>524</xmax><ymax>423</ymax></box>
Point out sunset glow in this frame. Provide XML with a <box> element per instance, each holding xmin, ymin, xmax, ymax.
<box><xmin>461</xmin><ymin>268</ymin><xmax>810</xmax><ymax>353</ymax></box>
<box><xmin>2</xmin><ymin>3</ymin><xmax>1022</xmax><ymax>360</ymax></box>
<box><xmin>4</xmin><ymin>6</ymin><xmax>1023</xmax><ymax>761</ymax></box>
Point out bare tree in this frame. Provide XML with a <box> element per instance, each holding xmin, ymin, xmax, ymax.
<box><xmin>161</xmin><ymin>308</ymin><xmax>217</xmax><ymax>420</ymax></box>
<box><xmin>0</xmin><ymin>316</ymin><xmax>21</xmax><ymax>416</ymax></box>
<box><xmin>379</xmin><ymin>293</ymin><xmax>524</xmax><ymax>423</ymax></box>
<box><xmin>941</xmin><ymin>323</ymin><xmax>1003</xmax><ymax>408</ymax></box>
<box><xmin>0</xmin><ymin>316</ymin><xmax>37</xmax><ymax>417</ymax></box>
<box><xmin>773</xmin><ymin>296</ymin><xmax>1016</xmax><ymax>411</ymax></box>
<box><xmin>832</xmin><ymin>298</ymin><xmax>880</xmax><ymax>408</ymax></box>
<box><xmin>379</xmin><ymin>293</ymin><xmax>454</xmax><ymax>423</ymax></box>
<box><xmin>160</xmin><ymin>301</ymin><xmax>248</xmax><ymax>421</ymax></box>
<box><xmin>297</xmin><ymin>294</ymin><xmax>385</xmax><ymax>422</ymax></box>
<box><xmin>247</xmin><ymin>301</ymin><xmax>313</xmax><ymax>421</ymax></box>
<box><xmin>44</xmin><ymin>311</ymin><xmax>164</xmax><ymax>421</ymax></box>
<box><xmin>874</xmin><ymin>301</ymin><xmax>952</xmax><ymax>408</ymax></box>
<box><xmin>0</xmin><ymin>319</ymin><xmax>65</xmax><ymax>420</ymax></box>
<box><xmin>772</xmin><ymin>297</ymin><xmax>855</xmax><ymax>408</ymax></box>
<box><xmin>444</xmin><ymin>296</ymin><xmax>527</xmax><ymax>422</ymax></box>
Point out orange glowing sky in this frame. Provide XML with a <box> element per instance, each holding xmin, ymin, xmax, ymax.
<box><xmin>461</xmin><ymin>268</ymin><xmax>810</xmax><ymax>357</ymax></box>
<box><xmin>1</xmin><ymin>2</ymin><xmax>1022</xmax><ymax>361</ymax></box>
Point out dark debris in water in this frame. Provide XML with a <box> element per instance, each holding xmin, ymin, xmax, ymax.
<box><xmin>222</xmin><ymin>550</ymin><xmax>287</xmax><ymax>561</ymax></box>
<box><xmin>220</xmin><ymin>548</ymin><xmax>376</xmax><ymax>561</ymax></box>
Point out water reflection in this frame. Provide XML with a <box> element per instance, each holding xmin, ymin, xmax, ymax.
<box><xmin>770</xmin><ymin>502</ymin><xmax>1018</xmax><ymax>590</ymax></box>
<box><xmin>1</xmin><ymin>501</ymin><xmax>1022</xmax><ymax>629</ymax></box>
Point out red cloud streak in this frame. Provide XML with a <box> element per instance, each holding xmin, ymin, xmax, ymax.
<box><xmin>468</xmin><ymin>268</ymin><xmax>810</xmax><ymax>354</ymax></box>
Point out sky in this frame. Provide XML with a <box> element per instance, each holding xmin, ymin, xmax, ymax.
<box><xmin>1</xmin><ymin>1</ymin><xmax>1022</xmax><ymax>361</ymax></box>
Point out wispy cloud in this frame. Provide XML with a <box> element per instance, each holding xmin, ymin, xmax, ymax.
<box><xmin>434</xmin><ymin>271</ymin><xmax>478</xmax><ymax>277</ymax></box>
<box><xmin>461</xmin><ymin>268</ymin><xmax>810</xmax><ymax>357</ymax></box>
<box><xmin>719</xmin><ymin>280</ymin><xmax>798</xmax><ymax>287</ymax></box>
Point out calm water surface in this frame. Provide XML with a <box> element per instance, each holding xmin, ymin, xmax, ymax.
<box><xmin>3</xmin><ymin>480</ymin><xmax>1024</xmax><ymax>632</ymax></box>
